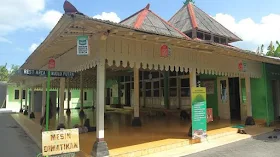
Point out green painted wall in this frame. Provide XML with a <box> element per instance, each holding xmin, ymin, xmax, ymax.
<box><xmin>251</xmin><ymin>63</ymin><xmax>280</xmax><ymax>125</ymax></box>
<box><xmin>200</xmin><ymin>74</ymin><xmax>218</xmax><ymax>117</ymax></box>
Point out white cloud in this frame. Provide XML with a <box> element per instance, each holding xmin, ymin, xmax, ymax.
<box><xmin>213</xmin><ymin>13</ymin><xmax>280</xmax><ymax>51</ymax></box>
<box><xmin>93</xmin><ymin>12</ymin><xmax>121</xmax><ymax>23</ymax></box>
<box><xmin>0</xmin><ymin>37</ymin><xmax>12</xmax><ymax>44</ymax></box>
<box><xmin>29</xmin><ymin>43</ymin><xmax>39</xmax><ymax>52</ymax></box>
<box><xmin>0</xmin><ymin>0</ymin><xmax>62</xmax><ymax>39</ymax></box>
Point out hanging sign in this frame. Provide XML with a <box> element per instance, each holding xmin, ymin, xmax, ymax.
<box><xmin>42</xmin><ymin>128</ymin><xmax>80</xmax><ymax>156</ymax></box>
<box><xmin>160</xmin><ymin>44</ymin><xmax>171</xmax><ymax>57</ymax></box>
<box><xmin>77</xmin><ymin>35</ymin><xmax>89</xmax><ymax>56</ymax></box>
<box><xmin>19</xmin><ymin>69</ymin><xmax>75</xmax><ymax>78</ymax></box>
<box><xmin>191</xmin><ymin>87</ymin><xmax>207</xmax><ymax>139</ymax></box>
<box><xmin>238</xmin><ymin>61</ymin><xmax>247</xmax><ymax>72</ymax></box>
<box><xmin>48</xmin><ymin>58</ymin><xmax>56</xmax><ymax>69</ymax></box>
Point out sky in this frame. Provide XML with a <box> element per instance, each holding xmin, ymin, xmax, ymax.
<box><xmin>0</xmin><ymin>0</ymin><xmax>280</xmax><ymax>68</ymax></box>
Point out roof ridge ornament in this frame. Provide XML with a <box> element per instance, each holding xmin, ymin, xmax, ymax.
<box><xmin>63</xmin><ymin>0</ymin><xmax>79</xmax><ymax>14</ymax></box>
<box><xmin>145</xmin><ymin>3</ymin><xmax>150</xmax><ymax>10</ymax></box>
<box><xmin>183</xmin><ymin>0</ymin><xmax>195</xmax><ymax>5</ymax></box>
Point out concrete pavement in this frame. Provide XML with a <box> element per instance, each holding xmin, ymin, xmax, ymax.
<box><xmin>0</xmin><ymin>113</ymin><xmax>40</xmax><ymax>157</ymax></box>
<box><xmin>185</xmin><ymin>131</ymin><xmax>280</xmax><ymax>157</ymax></box>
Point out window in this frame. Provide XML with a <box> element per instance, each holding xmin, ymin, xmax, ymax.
<box><xmin>145</xmin><ymin>90</ymin><xmax>152</xmax><ymax>97</ymax></box>
<box><xmin>181</xmin><ymin>79</ymin><xmax>190</xmax><ymax>97</ymax></box>
<box><xmin>205</xmin><ymin>34</ymin><xmax>211</xmax><ymax>40</ymax></box>
<box><xmin>169</xmin><ymin>78</ymin><xmax>177</xmax><ymax>87</ymax></box>
<box><xmin>197</xmin><ymin>32</ymin><xmax>203</xmax><ymax>40</ymax></box>
<box><xmin>64</xmin><ymin>92</ymin><xmax>66</xmax><ymax>101</ymax></box>
<box><xmin>214</xmin><ymin>37</ymin><xmax>220</xmax><ymax>43</ymax></box>
<box><xmin>84</xmin><ymin>91</ymin><xmax>87</xmax><ymax>101</ymax></box>
<box><xmin>221</xmin><ymin>38</ymin><xmax>226</xmax><ymax>44</ymax></box>
<box><xmin>153</xmin><ymin>81</ymin><xmax>159</xmax><ymax>89</ymax></box>
<box><xmin>14</xmin><ymin>90</ymin><xmax>19</xmax><ymax>99</ymax></box>
<box><xmin>22</xmin><ymin>90</ymin><xmax>26</xmax><ymax>99</ymax></box>
<box><xmin>120</xmin><ymin>76</ymin><xmax>124</xmax><ymax>82</ymax></box>
<box><xmin>186</xmin><ymin>32</ymin><xmax>192</xmax><ymax>38</ymax></box>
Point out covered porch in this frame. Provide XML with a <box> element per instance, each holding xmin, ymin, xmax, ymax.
<box><xmin>9</xmin><ymin>11</ymin><xmax>280</xmax><ymax>156</ymax></box>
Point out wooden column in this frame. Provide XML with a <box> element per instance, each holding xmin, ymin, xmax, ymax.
<box><xmin>91</xmin><ymin>59</ymin><xmax>109</xmax><ymax>157</ymax></box>
<box><xmin>58</xmin><ymin>77</ymin><xmax>66</xmax><ymax>129</ymax></box>
<box><xmin>132</xmin><ymin>65</ymin><xmax>142</xmax><ymax>127</ymax></box>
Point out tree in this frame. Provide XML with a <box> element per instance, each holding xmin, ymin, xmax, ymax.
<box><xmin>9</xmin><ymin>64</ymin><xmax>20</xmax><ymax>76</ymax></box>
<box><xmin>0</xmin><ymin>64</ymin><xmax>9</xmax><ymax>81</ymax></box>
<box><xmin>0</xmin><ymin>64</ymin><xmax>20</xmax><ymax>81</ymax></box>
<box><xmin>274</xmin><ymin>41</ymin><xmax>280</xmax><ymax>57</ymax></box>
<box><xmin>266</xmin><ymin>41</ymin><xmax>275</xmax><ymax>57</ymax></box>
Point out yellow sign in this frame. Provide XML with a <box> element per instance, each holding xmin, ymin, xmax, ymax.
<box><xmin>42</xmin><ymin>128</ymin><xmax>80</xmax><ymax>156</ymax></box>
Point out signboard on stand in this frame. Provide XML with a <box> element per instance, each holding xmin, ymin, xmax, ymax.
<box><xmin>42</xmin><ymin>128</ymin><xmax>80</xmax><ymax>156</ymax></box>
<box><xmin>77</xmin><ymin>35</ymin><xmax>89</xmax><ymax>56</ymax></box>
<box><xmin>191</xmin><ymin>87</ymin><xmax>207</xmax><ymax>139</ymax></box>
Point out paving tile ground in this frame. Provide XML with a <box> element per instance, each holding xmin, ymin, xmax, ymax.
<box><xmin>184</xmin><ymin>131</ymin><xmax>280</xmax><ymax>157</ymax></box>
<box><xmin>0</xmin><ymin>113</ymin><xmax>41</xmax><ymax>157</ymax></box>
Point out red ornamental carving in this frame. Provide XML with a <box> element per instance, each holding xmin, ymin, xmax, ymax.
<box><xmin>48</xmin><ymin>58</ymin><xmax>56</xmax><ymax>69</ymax></box>
<box><xmin>160</xmin><ymin>44</ymin><xmax>169</xmax><ymax>57</ymax></box>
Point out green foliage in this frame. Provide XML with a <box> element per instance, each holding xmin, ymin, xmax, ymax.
<box><xmin>0</xmin><ymin>64</ymin><xmax>8</xmax><ymax>81</ymax></box>
<box><xmin>258</xmin><ymin>41</ymin><xmax>280</xmax><ymax>58</ymax></box>
<box><xmin>0</xmin><ymin>64</ymin><xmax>20</xmax><ymax>81</ymax></box>
<box><xmin>266</xmin><ymin>41</ymin><xmax>275</xmax><ymax>57</ymax></box>
<box><xmin>275</xmin><ymin>41</ymin><xmax>280</xmax><ymax>57</ymax></box>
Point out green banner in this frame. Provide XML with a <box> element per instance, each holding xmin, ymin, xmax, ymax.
<box><xmin>191</xmin><ymin>87</ymin><xmax>207</xmax><ymax>139</ymax></box>
<box><xmin>77</xmin><ymin>35</ymin><xmax>89</xmax><ymax>56</ymax></box>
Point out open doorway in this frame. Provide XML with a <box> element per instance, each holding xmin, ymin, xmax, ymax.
<box><xmin>229</xmin><ymin>77</ymin><xmax>241</xmax><ymax>120</ymax></box>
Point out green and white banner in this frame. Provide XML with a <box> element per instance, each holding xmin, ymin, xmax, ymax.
<box><xmin>191</xmin><ymin>87</ymin><xmax>207</xmax><ymax>139</ymax></box>
<box><xmin>77</xmin><ymin>35</ymin><xmax>89</xmax><ymax>56</ymax></box>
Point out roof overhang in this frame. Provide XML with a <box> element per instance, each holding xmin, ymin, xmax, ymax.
<box><xmin>9</xmin><ymin>13</ymin><xmax>280</xmax><ymax>87</ymax></box>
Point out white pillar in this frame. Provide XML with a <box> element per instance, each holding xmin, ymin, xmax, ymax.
<box><xmin>42</xmin><ymin>82</ymin><xmax>46</xmax><ymax>117</ymax></box>
<box><xmin>24</xmin><ymin>88</ymin><xmax>28</xmax><ymax>110</ymax></box>
<box><xmin>96</xmin><ymin>60</ymin><xmax>106</xmax><ymax>140</ymax></box>
<box><xmin>31</xmin><ymin>87</ymin><xmax>35</xmax><ymax>113</ymax></box>
<box><xmin>59</xmin><ymin>78</ymin><xmax>65</xmax><ymax>124</ymax></box>
<box><xmin>245</xmin><ymin>76</ymin><xmax>252</xmax><ymax>116</ymax></box>
<box><xmin>132</xmin><ymin>65</ymin><xmax>142</xmax><ymax>127</ymax></box>
<box><xmin>189</xmin><ymin>69</ymin><xmax>197</xmax><ymax>88</ymax></box>
<box><xmin>80</xmin><ymin>72</ymin><xmax>84</xmax><ymax>110</ymax></box>
<box><xmin>19</xmin><ymin>86</ymin><xmax>23</xmax><ymax>111</ymax></box>
<box><xmin>134</xmin><ymin>66</ymin><xmax>140</xmax><ymax>117</ymax></box>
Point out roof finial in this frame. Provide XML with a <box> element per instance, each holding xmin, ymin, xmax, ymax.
<box><xmin>63</xmin><ymin>0</ymin><xmax>79</xmax><ymax>13</ymax></box>
<box><xmin>145</xmin><ymin>3</ymin><xmax>150</xmax><ymax>10</ymax></box>
<box><xmin>183</xmin><ymin>0</ymin><xmax>195</xmax><ymax>5</ymax></box>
